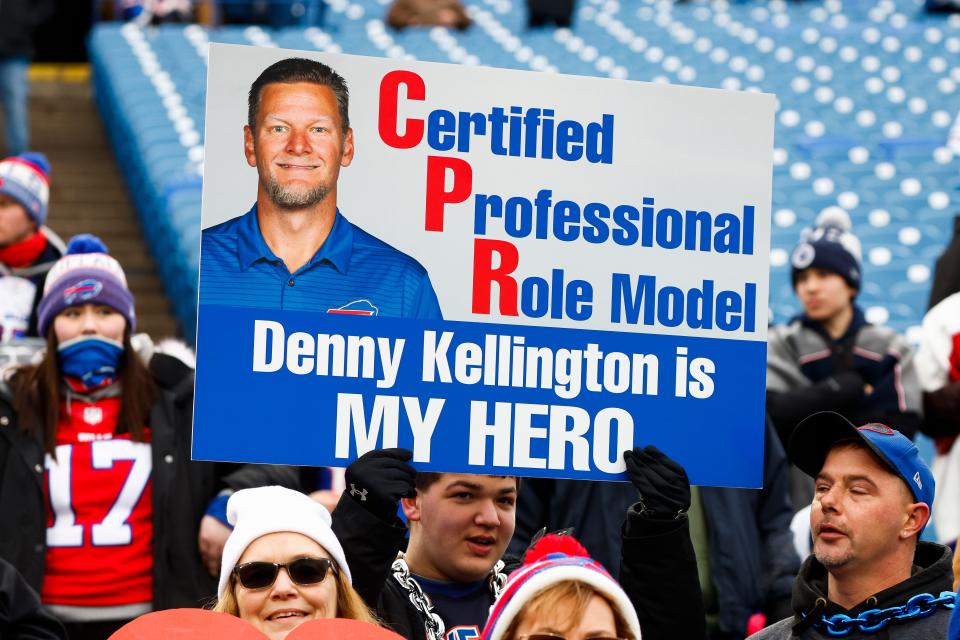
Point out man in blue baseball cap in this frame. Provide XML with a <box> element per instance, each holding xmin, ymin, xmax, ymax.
<box><xmin>750</xmin><ymin>411</ymin><xmax>955</xmax><ymax>639</ymax></box>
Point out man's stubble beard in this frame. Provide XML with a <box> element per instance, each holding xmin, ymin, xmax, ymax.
<box><xmin>814</xmin><ymin>544</ymin><xmax>854</xmax><ymax>571</ymax></box>
<box><xmin>265</xmin><ymin>174</ymin><xmax>332</xmax><ymax>210</ymax></box>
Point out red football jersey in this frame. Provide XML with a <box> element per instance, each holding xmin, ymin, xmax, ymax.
<box><xmin>41</xmin><ymin>395</ymin><xmax>154</xmax><ymax>606</ymax></box>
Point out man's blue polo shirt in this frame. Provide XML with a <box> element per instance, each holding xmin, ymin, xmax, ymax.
<box><xmin>199</xmin><ymin>205</ymin><xmax>442</xmax><ymax>319</ymax></box>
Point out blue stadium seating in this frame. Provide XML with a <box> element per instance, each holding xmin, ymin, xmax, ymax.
<box><xmin>87</xmin><ymin>0</ymin><xmax>960</xmax><ymax>340</ymax></box>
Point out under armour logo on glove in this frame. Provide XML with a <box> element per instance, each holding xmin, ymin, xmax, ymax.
<box><xmin>344</xmin><ymin>448</ymin><xmax>416</xmax><ymax>522</ymax></box>
<box><xmin>349</xmin><ymin>484</ymin><xmax>368</xmax><ymax>502</ymax></box>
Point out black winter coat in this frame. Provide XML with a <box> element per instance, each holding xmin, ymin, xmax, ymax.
<box><xmin>0</xmin><ymin>350</ymin><xmax>300</xmax><ymax>610</ymax></box>
<box><xmin>749</xmin><ymin>542</ymin><xmax>954</xmax><ymax>639</ymax></box>
<box><xmin>331</xmin><ymin>492</ymin><xmax>705</xmax><ymax>640</ymax></box>
<box><xmin>0</xmin><ymin>558</ymin><xmax>64</xmax><ymax>639</ymax></box>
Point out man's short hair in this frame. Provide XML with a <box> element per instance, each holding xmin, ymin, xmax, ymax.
<box><xmin>248</xmin><ymin>57</ymin><xmax>350</xmax><ymax>134</ymax></box>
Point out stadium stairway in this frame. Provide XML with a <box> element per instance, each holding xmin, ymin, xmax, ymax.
<box><xmin>25</xmin><ymin>65</ymin><xmax>180</xmax><ymax>340</ymax></box>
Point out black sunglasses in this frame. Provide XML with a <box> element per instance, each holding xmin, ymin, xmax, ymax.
<box><xmin>234</xmin><ymin>557</ymin><xmax>337</xmax><ymax>590</ymax></box>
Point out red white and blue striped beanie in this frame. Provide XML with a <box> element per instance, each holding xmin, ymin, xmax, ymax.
<box><xmin>37</xmin><ymin>234</ymin><xmax>136</xmax><ymax>337</ymax></box>
<box><xmin>0</xmin><ymin>153</ymin><xmax>51</xmax><ymax>226</ymax></box>
<box><xmin>482</xmin><ymin>535</ymin><xmax>642</xmax><ymax>640</ymax></box>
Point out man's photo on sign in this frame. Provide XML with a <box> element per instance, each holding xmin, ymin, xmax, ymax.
<box><xmin>200</xmin><ymin>57</ymin><xmax>443</xmax><ymax>319</ymax></box>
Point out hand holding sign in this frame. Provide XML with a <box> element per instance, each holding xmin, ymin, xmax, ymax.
<box><xmin>110</xmin><ymin>609</ymin><xmax>406</xmax><ymax>640</ymax></box>
<box><xmin>624</xmin><ymin>445</ymin><xmax>691</xmax><ymax>519</ymax></box>
<box><xmin>343</xmin><ymin>448</ymin><xmax>417</xmax><ymax>522</ymax></box>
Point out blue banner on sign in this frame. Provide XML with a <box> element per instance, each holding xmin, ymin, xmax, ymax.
<box><xmin>193</xmin><ymin>305</ymin><xmax>766</xmax><ymax>487</ymax></box>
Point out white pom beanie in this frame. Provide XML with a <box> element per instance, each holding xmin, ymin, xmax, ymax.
<box><xmin>217</xmin><ymin>486</ymin><xmax>352</xmax><ymax>598</ymax></box>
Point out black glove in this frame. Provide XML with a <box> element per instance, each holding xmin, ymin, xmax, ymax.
<box><xmin>344</xmin><ymin>448</ymin><xmax>417</xmax><ymax>522</ymax></box>
<box><xmin>624</xmin><ymin>445</ymin><xmax>691</xmax><ymax>519</ymax></box>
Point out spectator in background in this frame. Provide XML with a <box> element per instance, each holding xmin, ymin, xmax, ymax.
<box><xmin>916</xmin><ymin>291</ymin><xmax>960</xmax><ymax>549</ymax></box>
<box><xmin>509</xmin><ymin>421</ymin><xmax>799</xmax><ymax>640</ymax></box>
<box><xmin>0</xmin><ymin>235</ymin><xmax>299</xmax><ymax>639</ymax></box>
<box><xmin>766</xmin><ymin>208</ymin><xmax>921</xmax><ymax>510</ymax></box>
<box><xmin>386</xmin><ymin>0</ymin><xmax>470</xmax><ymax>30</ymax></box>
<box><xmin>0</xmin><ymin>0</ymin><xmax>54</xmax><ymax>157</ymax></box>
<box><xmin>116</xmin><ymin>0</ymin><xmax>193</xmax><ymax>24</ymax></box>
<box><xmin>526</xmin><ymin>0</ymin><xmax>574</xmax><ymax>27</ymax></box>
<box><xmin>218</xmin><ymin>0</ymin><xmax>325</xmax><ymax>27</ymax></box>
<box><xmin>481</xmin><ymin>534</ymin><xmax>641</xmax><ymax>640</ymax></box>
<box><xmin>0</xmin><ymin>153</ymin><xmax>64</xmax><ymax>342</ymax></box>
<box><xmin>750</xmin><ymin>412</ymin><xmax>953</xmax><ymax>639</ymax></box>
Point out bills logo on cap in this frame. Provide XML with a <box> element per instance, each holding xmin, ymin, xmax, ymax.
<box><xmin>63</xmin><ymin>279</ymin><xmax>103</xmax><ymax>305</ymax></box>
<box><xmin>859</xmin><ymin>423</ymin><xmax>895</xmax><ymax>435</ymax></box>
<box><xmin>913</xmin><ymin>471</ymin><xmax>922</xmax><ymax>490</ymax></box>
<box><xmin>791</xmin><ymin>242</ymin><xmax>815</xmax><ymax>269</ymax></box>
<box><xmin>327</xmin><ymin>300</ymin><xmax>378</xmax><ymax>316</ymax></box>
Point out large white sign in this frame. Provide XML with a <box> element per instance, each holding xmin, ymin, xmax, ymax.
<box><xmin>194</xmin><ymin>43</ymin><xmax>774</xmax><ymax>487</ymax></box>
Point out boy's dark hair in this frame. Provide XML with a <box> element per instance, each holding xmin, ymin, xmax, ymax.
<box><xmin>248</xmin><ymin>57</ymin><xmax>350</xmax><ymax>133</ymax></box>
<box><xmin>415</xmin><ymin>472</ymin><xmax>521</xmax><ymax>493</ymax></box>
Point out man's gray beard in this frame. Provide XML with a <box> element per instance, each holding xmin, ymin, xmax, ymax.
<box><xmin>266</xmin><ymin>179</ymin><xmax>331</xmax><ymax>210</ymax></box>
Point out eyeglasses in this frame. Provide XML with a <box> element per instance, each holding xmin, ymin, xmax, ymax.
<box><xmin>233</xmin><ymin>557</ymin><xmax>337</xmax><ymax>590</ymax></box>
<box><xmin>517</xmin><ymin>635</ymin><xmax>627</xmax><ymax>640</ymax></box>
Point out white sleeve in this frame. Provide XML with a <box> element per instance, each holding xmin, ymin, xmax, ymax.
<box><xmin>915</xmin><ymin>293</ymin><xmax>960</xmax><ymax>392</ymax></box>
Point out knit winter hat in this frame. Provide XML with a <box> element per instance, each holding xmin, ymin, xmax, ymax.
<box><xmin>0</xmin><ymin>153</ymin><xmax>51</xmax><ymax>226</ymax></box>
<box><xmin>482</xmin><ymin>535</ymin><xmax>642</xmax><ymax>640</ymax></box>
<box><xmin>218</xmin><ymin>486</ymin><xmax>352</xmax><ymax>598</ymax></box>
<box><xmin>790</xmin><ymin>207</ymin><xmax>863</xmax><ymax>292</ymax></box>
<box><xmin>36</xmin><ymin>234</ymin><xmax>136</xmax><ymax>337</ymax></box>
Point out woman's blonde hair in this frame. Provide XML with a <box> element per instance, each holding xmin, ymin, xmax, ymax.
<box><xmin>212</xmin><ymin>561</ymin><xmax>380</xmax><ymax>625</ymax></box>
<box><xmin>503</xmin><ymin>580</ymin><xmax>636</xmax><ymax>640</ymax></box>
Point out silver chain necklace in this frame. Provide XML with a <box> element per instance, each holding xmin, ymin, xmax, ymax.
<box><xmin>391</xmin><ymin>552</ymin><xmax>507</xmax><ymax>640</ymax></box>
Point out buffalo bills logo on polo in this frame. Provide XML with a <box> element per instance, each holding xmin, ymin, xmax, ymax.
<box><xmin>327</xmin><ymin>300</ymin><xmax>379</xmax><ymax>316</ymax></box>
<box><xmin>859</xmin><ymin>423</ymin><xmax>895</xmax><ymax>435</ymax></box>
<box><xmin>63</xmin><ymin>279</ymin><xmax>103</xmax><ymax>305</ymax></box>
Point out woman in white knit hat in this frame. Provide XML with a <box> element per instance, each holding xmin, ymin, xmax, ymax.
<box><xmin>213</xmin><ymin>485</ymin><xmax>378</xmax><ymax>638</ymax></box>
<box><xmin>482</xmin><ymin>534</ymin><xmax>641</xmax><ymax>640</ymax></box>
